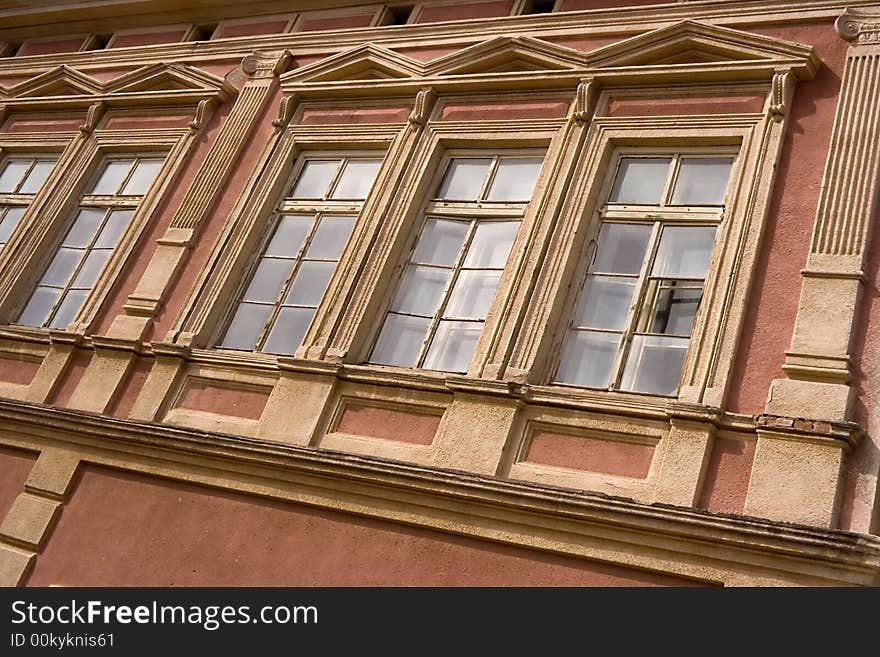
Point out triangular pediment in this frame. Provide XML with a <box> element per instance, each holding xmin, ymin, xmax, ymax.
<box><xmin>105</xmin><ymin>63</ymin><xmax>230</xmax><ymax>94</ymax></box>
<box><xmin>282</xmin><ymin>44</ymin><xmax>422</xmax><ymax>84</ymax></box>
<box><xmin>7</xmin><ymin>65</ymin><xmax>103</xmax><ymax>98</ymax></box>
<box><xmin>425</xmin><ymin>36</ymin><xmax>588</xmax><ymax>76</ymax></box>
<box><xmin>585</xmin><ymin>21</ymin><xmax>818</xmax><ymax>73</ymax></box>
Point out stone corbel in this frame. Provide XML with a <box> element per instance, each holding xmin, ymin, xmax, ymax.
<box><xmin>189</xmin><ymin>98</ymin><xmax>216</xmax><ymax>132</ymax></box>
<box><xmin>768</xmin><ymin>68</ymin><xmax>794</xmax><ymax>119</ymax></box>
<box><xmin>571</xmin><ymin>77</ymin><xmax>598</xmax><ymax>124</ymax></box>
<box><xmin>407</xmin><ymin>87</ymin><xmax>437</xmax><ymax>126</ymax></box>
<box><xmin>79</xmin><ymin>101</ymin><xmax>106</xmax><ymax>134</ymax></box>
<box><xmin>272</xmin><ymin>94</ymin><xmax>298</xmax><ymax>130</ymax></box>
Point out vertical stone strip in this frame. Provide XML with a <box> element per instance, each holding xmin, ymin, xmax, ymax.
<box><xmin>0</xmin><ymin>448</ymin><xmax>80</xmax><ymax>586</ymax></box>
<box><xmin>67</xmin><ymin>53</ymin><xmax>284</xmax><ymax>414</ymax></box>
<box><xmin>767</xmin><ymin>10</ymin><xmax>880</xmax><ymax>422</ymax></box>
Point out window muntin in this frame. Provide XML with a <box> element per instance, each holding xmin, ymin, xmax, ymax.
<box><xmin>16</xmin><ymin>156</ymin><xmax>164</xmax><ymax>329</ymax></box>
<box><xmin>369</xmin><ymin>155</ymin><xmax>543</xmax><ymax>373</ymax></box>
<box><xmin>219</xmin><ymin>156</ymin><xmax>382</xmax><ymax>355</ymax></box>
<box><xmin>554</xmin><ymin>154</ymin><xmax>734</xmax><ymax>396</ymax></box>
<box><xmin>0</xmin><ymin>156</ymin><xmax>58</xmax><ymax>250</ymax></box>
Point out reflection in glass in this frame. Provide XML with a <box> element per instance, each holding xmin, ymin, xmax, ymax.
<box><xmin>651</xmin><ymin>226</ymin><xmax>716</xmax><ymax>278</ymax></box>
<box><xmin>371</xmin><ymin>313</ymin><xmax>431</xmax><ymax>367</ymax></box>
<box><xmin>592</xmin><ymin>223</ymin><xmax>652</xmax><ymax>275</ymax></box>
<box><xmin>412</xmin><ymin>218</ymin><xmax>469</xmax><ymax>266</ymax></box>
<box><xmin>291</xmin><ymin>160</ymin><xmax>340</xmax><ymax>199</ymax></box>
<box><xmin>444</xmin><ymin>270</ymin><xmax>502</xmax><ymax>319</ymax></box>
<box><xmin>423</xmin><ymin>320</ymin><xmax>482</xmax><ymax>373</ymax></box>
<box><xmin>555</xmin><ymin>330</ymin><xmax>621</xmax><ymax>389</ymax></box>
<box><xmin>121</xmin><ymin>159</ymin><xmax>164</xmax><ymax>195</ymax></box>
<box><xmin>436</xmin><ymin>159</ymin><xmax>492</xmax><ymax>200</ymax></box>
<box><xmin>609</xmin><ymin>158</ymin><xmax>671</xmax><ymax>204</ymax></box>
<box><xmin>619</xmin><ymin>334</ymin><xmax>689</xmax><ymax>395</ymax></box>
<box><xmin>671</xmin><ymin>157</ymin><xmax>734</xmax><ymax>205</ymax></box>
<box><xmin>306</xmin><ymin>215</ymin><xmax>356</xmax><ymax>260</ymax></box>
<box><xmin>263</xmin><ymin>307</ymin><xmax>315</xmax><ymax>355</ymax></box>
<box><xmin>572</xmin><ymin>276</ymin><xmax>636</xmax><ymax>331</ymax></box>
<box><xmin>486</xmin><ymin>158</ymin><xmax>543</xmax><ymax>201</ymax></box>
<box><xmin>463</xmin><ymin>221</ymin><xmax>518</xmax><ymax>268</ymax></box>
<box><xmin>331</xmin><ymin>160</ymin><xmax>381</xmax><ymax>200</ymax></box>
<box><xmin>391</xmin><ymin>266</ymin><xmax>451</xmax><ymax>316</ymax></box>
<box><xmin>220</xmin><ymin>303</ymin><xmax>273</xmax><ymax>351</ymax></box>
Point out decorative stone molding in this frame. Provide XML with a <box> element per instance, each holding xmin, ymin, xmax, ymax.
<box><xmin>0</xmin><ymin>397</ymin><xmax>878</xmax><ymax>586</ymax></box>
<box><xmin>767</xmin><ymin>7</ymin><xmax>880</xmax><ymax>422</ymax></box>
<box><xmin>835</xmin><ymin>7</ymin><xmax>880</xmax><ymax>44</ymax></box>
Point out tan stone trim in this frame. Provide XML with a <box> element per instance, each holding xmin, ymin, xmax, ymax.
<box><xmin>769</xmin><ymin>8</ymin><xmax>880</xmax><ymax>422</ymax></box>
<box><xmin>0</xmin><ymin>446</ymin><xmax>80</xmax><ymax>586</ymax></box>
<box><xmin>0</xmin><ymin>398</ymin><xmax>877</xmax><ymax>586</ymax></box>
<box><xmin>836</xmin><ymin>6</ymin><xmax>880</xmax><ymax>45</ymax></box>
<box><xmin>0</xmin><ymin>0</ymin><xmax>871</xmax><ymax>73</ymax></box>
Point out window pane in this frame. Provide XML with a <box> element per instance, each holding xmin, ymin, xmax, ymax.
<box><xmin>412</xmin><ymin>218</ymin><xmax>469</xmax><ymax>266</ymax></box>
<box><xmin>49</xmin><ymin>289</ymin><xmax>89</xmax><ymax>329</ymax></box>
<box><xmin>444</xmin><ymin>270</ymin><xmax>501</xmax><ymax>319</ymax></box>
<box><xmin>263</xmin><ymin>307</ymin><xmax>315</xmax><ymax>354</ymax></box>
<box><xmin>391</xmin><ymin>265</ymin><xmax>451</xmax><ymax>316</ymax></box>
<box><xmin>90</xmin><ymin>160</ymin><xmax>134</xmax><ymax>195</ymax></box>
<box><xmin>573</xmin><ymin>275</ymin><xmax>636</xmax><ymax>330</ymax></box>
<box><xmin>463</xmin><ymin>221</ymin><xmax>518</xmax><ymax>268</ymax></box>
<box><xmin>306</xmin><ymin>215</ymin><xmax>356</xmax><ymax>259</ymax></box>
<box><xmin>486</xmin><ymin>157</ymin><xmax>543</xmax><ymax>201</ymax></box>
<box><xmin>555</xmin><ymin>330</ymin><xmax>621</xmax><ymax>389</ymax></box>
<box><xmin>620</xmin><ymin>334</ymin><xmax>689</xmax><ymax>395</ymax></box>
<box><xmin>652</xmin><ymin>226</ymin><xmax>717</xmax><ymax>278</ymax></box>
<box><xmin>0</xmin><ymin>207</ymin><xmax>25</xmax><ymax>244</ymax></box>
<box><xmin>63</xmin><ymin>209</ymin><xmax>105</xmax><ymax>247</ymax></box>
<box><xmin>71</xmin><ymin>250</ymin><xmax>111</xmax><ymax>288</ymax></box>
<box><xmin>422</xmin><ymin>320</ymin><xmax>481</xmax><ymax>373</ymax></box>
<box><xmin>242</xmin><ymin>258</ymin><xmax>292</xmax><ymax>303</ymax></box>
<box><xmin>0</xmin><ymin>161</ymin><xmax>29</xmax><ymax>193</ymax></box>
<box><xmin>41</xmin><ymin>247</ymin><xmax>82</xmax><ymax>286</ymax></box>
<box><xmin>646</xmin><ymin>281</ymin><xmax>703</xmax><ymax>336</ymax></box>
<box><xmin>121</xmin><ymin>159</ymin><xmax>164</xmax><ymax>195</ymax></box>
<box><xmin>284</xmin><ymin>261</ymin><xmax>334</xmax><ymax>307</ymax></box>
<box><xmin>94</xmin><ymin>210</ymin><xmax>134</xmax><ymax>248</ymax></box>
<box><xmin>592</xmin><ymin>223</ymin><xmax>652</xmax><ymax>275</ymax></box>
<box><xmin>18</xmin><ymin>160</ymin><xmax>56</xmax><ymax>194</ymax></box>
<box><xmin>609</xmin><ymin>157</ymin><xmax>671</xmax><ymax>204</ymax></box>
<box><xmin>371</xmin><ymin>313</ymin><xmax>431</xmax><ymax>367</ymax></box>
<box><xmin>330</xmin><ymin>160</ymin><xmax>381</xmax><ymax>199</ymax></box>
<box><xmin>17</xmin><ymin>287</ymin><xmax>60</xmax><ymax>327</ymax></box>
<box><xmin>290</xmin><ymin>160</ymin><xmax>340</xmax><ymax>199</ymax></box>
<box><xmin>220</xmin><ymin>302</ymin><xmax>273</xmax><ymax>351</ymax></box>
<box><xmin>671</xmin><ymin>157</ymin><xmax>734</xmax><ymax>205</ymax></box>
<box><xmin>436</xmin><ymin>158</ymin><xmax>492</xmax><ymax>200</ymax></box>
<box><xmin>265</xmin><ymin>215</ymin><xmax>312</xmax><ymax>258</ymax></box>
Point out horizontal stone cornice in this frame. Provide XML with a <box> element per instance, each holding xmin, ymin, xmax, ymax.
<box><xmin>0</xmin><ymin>396</ymin><xmax>877</xmax><ymax>584</ymax></box>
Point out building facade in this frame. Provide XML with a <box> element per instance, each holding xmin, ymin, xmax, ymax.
<box><xmin>0</xmin><ymin>0</ymin><xmax>879</xmax><ymax>586</ymax></box>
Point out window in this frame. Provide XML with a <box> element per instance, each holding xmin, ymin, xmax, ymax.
<box><xmin>369</xmin><ymin>154</ymin><xmax>544</xmax><ymax>373</ymax></box>
<box><xmin>219</xmin><ymin>155</ymin><xmax>382</xmax><ymax>355</ymax></box>
<box><xmin>554</xmin><ymin>153</ymin><xmax>734</xmax><ymax>396</ymax></box>
<box><xmin>16</xmin><ymin>156</ymin><xmax>164</xmax><ymax>329</ymax></box>
<box><xmin>0</xmin><ymin>156</ymin><xmax>58</xmax><ymax>250</ymax></box>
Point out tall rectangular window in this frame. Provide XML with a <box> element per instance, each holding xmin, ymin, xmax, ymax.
<box><xmin>369</xmin><ymin>154</ymin><xmax>544</xmax><ymax>373</ymax></box>
<box><xmin>219</xmin><ymin>155</ymin><xmax>382</xmax><ymax>355</ymax></box>
<box><xmin>0</xmin><ymin>156</ymin><xmax>58</xmax><ymax>250</ymax></box>
<box><xmin>554</xmin><ymin>153</ymin><xmax>734</xmax><ymax>396</ymax></box>
<box><xmin>16</xmin><ymin>156</ymin><xmax>164</xmax><ymax>329</ymax></box>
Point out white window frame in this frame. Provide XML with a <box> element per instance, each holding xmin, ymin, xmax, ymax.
<box><xmin>367</xmin><ymin>148</ymin><xmax>546</xmax><ymax>374</ymax></box>
<box><xmin>215</xmin><ymin>151</ymin><xmax>385</xmax><ymax>355</ymax></box>
<box><xmin>552</xmin><ymin>147</ymin><xmax>739</xmax><ymax>396</ymax></box>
